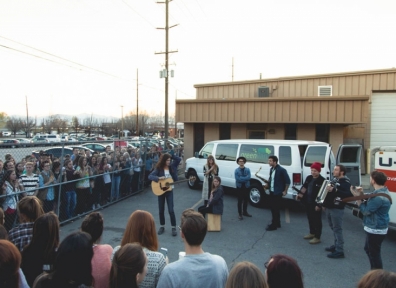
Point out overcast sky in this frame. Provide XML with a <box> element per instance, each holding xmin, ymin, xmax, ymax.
<box><xmin>0</xmin><ymin>0</ymin><xmax>395</xmax><ymax>119</ymax></box>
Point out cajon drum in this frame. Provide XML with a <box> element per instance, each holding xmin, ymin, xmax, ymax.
<box><xmin>207</xmin><ymin>213</ymin><xmax>221</xmax><ymax>231</ymax></box>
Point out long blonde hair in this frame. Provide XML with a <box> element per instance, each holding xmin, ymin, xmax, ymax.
<box><xmin>206</xmin><ymin>155</ymin><xmax>218</xmax><ymax>175</ymax></box>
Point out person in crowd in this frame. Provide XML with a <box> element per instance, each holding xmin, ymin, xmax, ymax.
<box><xmin>357</xmin><ymin>269</ymin><xmax>396</xmax><ymax>288</ymax></box>
<box><xmin>38</xmin><ymin>160</ymin><xmax>56</xmax><ymax>212</ymax></box>
<box><xmin>21</xmin><ymin>212</ymin><xmax>60</xmax><ymax>287</ymax></box>
<box><xmin>2</xmin><ymin>170</ymin><xmax>24</xmax><ymax>231</ymax></box>
<box><xmin>144</xmin><ymin>151</ymin><xmax>153</xmax><ymax>187</ymax></box>
<box><xmin>4</xmin><ymin>159</ymin><xmax>16</xmax><ymax>171</ymax></box>
<box><xmin>20</xmin><ymin>162</ymin><xmax>39</xmax><ymax>196</ymax></box>
<box><xmin>151</xmin><ymin>145</ymin><xmax>160</xmax><ymax>168</ymax></box>
<box><xmin>165</xmin><ymin>142</ymin><xmax>174</xmax><ymax>156</ymax></box>
<box><xmin>112</xmin><ymin>210</ymin><xmax>166</xmax><ymax>288</ymax></box>
<box><xmin>75</xmin><ymin>156</ymin><xmax>92</xmax><ymax>215</ymax></box>
<box><xmin>9</xmin><ymin>196</ymin><xmax>44</xmax><ymax>251</ymax></box>
<box><xmin>202</xmin><ymin>155</ymin><xmax>219</xmax><ymax>204</ymax></box>
<box><xmin>33</xmin><ymin>231</ymin><xmax>94</xmax><ymax>288</ymax></box>
<box><xmin>111</xmin><ymin>155</ymin><xmax>121</xmax><ymax>201</ymax></box>
<box><xmin>62</xmin><ymin>159</ymin><xmax>80</xmax><ymax>220</ymax></box>
<box><xmin>297</xmin><ymin>162</ymin><xmax>325</xmax><ymax>244</ymax></box>
<box><xmin>0</xmin><ymin>160</ymin><xmax>4</xmax><ymax>183</ymax></box>
<box><xmin>235</xmin><ymin>156</ymin><xmax>252</xmax><ymax>220</ymax></box>
<box><xmin>266</xmin><ymin>155</ymin><xmax>291</xmax><ymax>231</ymax></box>
<box><xmin>90</xmin><ymin>156</ymin><xmax>102</xmax><ymax>209</ymax></box>
<box><xmin>0</xmin><ymin>207</ymin><xmax>5</xmax><ymax>226</ymax></box>
<box><xmin>15</xmin><ymin>162</ymin><xmax>25</xmax><ymax>179</ymax></box>
<box><xmin>0</xmin><ymin>239</ymin><xmax>29</xmax><ymax>288</ymax></box>
<box><xmin>81</xmin><ymin>212</ymin><xmax>113</xmax><ymax>288</ymax></box>
<box><xmin>352</xmin><ymin>170</ymin><xmax>392</xmax><ymax>269</ymax></box>
<box><xmin>51</xmin><ymin>161</ymin><xmax>62</xmax><ymax>214</ymax></box>
<box><xmin>265</xmin><ymin>254</ymin><xmax>304</xmax><ymax>288</ymax></box>
<box><xmin>132</xmin><ymin>152</ymin><xmax>143</xmax><ymax>193</ymax></box>
<box><xmin>157</xmin><ymin>209</ymin><xmax>228</xmax><ymax>288</ymax></box>
<box><xmin>149</xmin><ymin>153</ymin><xmax>181</xmax><ymax>236</ymax></box>
<box><xmin>225</xmin><ymin>261</ymin><xmax>268</xmax><ymax>288</ymax></box>
<box><xmin>98</xmin><ymin>156</ymin><xmax>112</xmax><ymax>206</ymax></box>
<box><xmin>322</xmin><ymin>164</ymin><xmax>352</xmax><ymax>258</ymax></box>
<box><xmin>70</xmin><ymin>147</ymin><xmax>79</xmax><ymax>162</ymax></box>
<box><xmin>198</xmin><ymin>176</ymin><xmax>224</xmax><ymax>218</ymax></box>
<box><xmin>110</xmin><ymin>243</ymin><xmax>148</xmax><ymax>288</ymax></box>
<box><xmin>120</xmin><ymin>152</ymin><xmax>132</xmax><ymax>196</ymax></box>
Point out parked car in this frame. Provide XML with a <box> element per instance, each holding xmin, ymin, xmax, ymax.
<box><xmin>15</xmin><ymin>138</ymin><xmax>31</xmax><ymax>147</ymax></box>
<box><xmin>31</xmin><ymin>136</ymin><xmax>50</xmax><ymax>143</ymax></box>
<box><xmin>1</xmin><ymin>139</ymin><xmax>20</xmax><ymax>148</ymax></box>
<box><xmin>66</xmin><ymin>145</ymin><xmax>95</xmax><ymax>154</ymax></box>
<box><xmin>32</xmin><ymin>147</ymin><xmax>74</xmax><ymax>160</ymax></box>
<box><xmin>81</xmin><ymin>143</ymin><xmax>108</xmax><ymax>153</ymax></box>
<box><xmin>60</xmin><ymin>135</ymin><xmax>69</xmax><ymax>142</ymax></box>
<box><xmin>2</xmin><ymin>131</ymin><xmax>11</xmax><ymax>137</ymax></box>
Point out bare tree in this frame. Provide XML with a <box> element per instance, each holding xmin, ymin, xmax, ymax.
<box><xmin>71</xmin><ymin>116</ymin><xmax>80</xmax><ymax>134</ymax></box>
<box><xmin>6</xmin><ymin>117</ymin><xmax>22</xmax><ymax>136</ymax></box>
<box><xmin>20</xmin><ymin>118</ymin><xmax>36</xmax><ymax>137</ymax></box>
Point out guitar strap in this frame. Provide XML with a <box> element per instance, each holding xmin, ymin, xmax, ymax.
<box><xmin>342</xmin><ymin>193</ymin><xmax>392</xmax><ymax>204</ymax></box>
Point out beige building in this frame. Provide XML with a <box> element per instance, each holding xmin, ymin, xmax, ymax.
<box><xmin>176</xmin><ymin>68</ymin><xmax>396</xmax><ymax>162</ymax></box>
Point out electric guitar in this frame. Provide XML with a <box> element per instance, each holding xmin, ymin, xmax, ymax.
<box><xmin>151</xmin><ymin>176</ymin><xmax>196</xmax><ymax>196</ymax></box>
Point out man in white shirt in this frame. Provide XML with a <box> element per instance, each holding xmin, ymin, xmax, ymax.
<box><xmin>157</xmin><ymin>209</ymin><xmax>229</xmax><ymax>288</ymax></box>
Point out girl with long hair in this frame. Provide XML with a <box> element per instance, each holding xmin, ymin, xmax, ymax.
<box><xmin>62</xmin><ymin>159</ymin><xmax>80</xmax><ymax>220</ymax></box>
<box><xmin>148</xmin><ymin>153</ymin><xmax>181</xmax><ymax>236</ymax></box>
<box><xmin>9</xmin><ymin>196</ymin><xmax>44</xmax><ymax>251</ymax></box>
<box><xmin>110</xmin><ymin>243</ymin><xmax>148</xmax><ymax>288</ymax></box>
<box><xmin>90</xmin><ymin>156</ymin><xmax>102</xmax><ymax>209</ymax></box>
<box><xmin>198</xmin><ymin>176</ymin><xmax>224</xmax><ymax>218</ymax></box>
<box><xmin>33</xmin><ymin>231</ymin><xmax>94</xmax><ymax>288</ymax></box>
<box><xmin>81</xmin><ymin>212</ymin><xmax>113</xmax><ymax>288</ymax></box>
<box><xmin>202</xmin><ymin>155</ymin><xmax>219</xmax><ymax>203</ymax></box>
<box><xmin>98</xmin><ymin>157</ymin><xmax>112</xmax><ymax>206</ymax></box>
<box><xmin>112</xmin><ymin>210</ymin><xmax>166</xmax><ymax>288</ymax></box>
<box><xmin>0</xmin><ymin>239</ymin><xmax>28</xmax><ymax>288</ymax></box>
<box><xmin>2</xmin><ymin>170</ymin><xmax>24</xmax><ymax>231</ymax></box>
<box><xmin>75</xmin><ymin>156</ymin><xmax>92</xmax><ymax>215</ymax></box>
<box><xmin>21</xmin><ymin>212</ymin><xmax>60</xmax><ymax>287</ymax></box>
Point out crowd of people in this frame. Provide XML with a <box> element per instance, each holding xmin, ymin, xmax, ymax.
<box><xmin>0</xmin><ymin>142</ymin><xmax>182</xmax><ymax>230</ymax></box>
<box><xmin>1</xmin><ymin>205</ymin><xmax>395</xmax><ymax>288</ymax></box>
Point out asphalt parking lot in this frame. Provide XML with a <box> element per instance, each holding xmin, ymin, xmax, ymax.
<box><xmin>60</xmin><ymin>180</ymin><xmax>396</xmax><ymax>288</ymax></box>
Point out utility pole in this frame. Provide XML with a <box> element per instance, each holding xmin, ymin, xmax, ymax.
<box><xmin>136</xmin><ymin>69</ymin><xmax>139</xmax><ymax>136</ymax></box>
<box><xmin>155</xmin><ymin>0</ymin><xmax>178</xmax><ymax>139</ymax></box>
<box><xmin>175</xmin><ymin>90</ymin><xmax>177</xmax><ymax>137</ymax></box>
<box><xmin>25</xmin><ymin>95</ymin><xmax>29</xmax><ymax>137</ymax></box>
<box><xmin>121</xmin><ymin>105</ymin><xmax>124</xmax><ymax>136</ymax></box>
<box><xmin>232</xmin><ymin>57</ymin><xmax>234</xmax><ymax>81</ymax></box>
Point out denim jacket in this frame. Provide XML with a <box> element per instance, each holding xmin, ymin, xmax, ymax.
<box><xmin>359</xmin><ymin>187</ymin><xmax>391</xmax><ymax>230</ymax></box>
<box><xmin>234</xmin><ymin>167</ymin><xmax>251</xmax><ymax>188</ymax></box>
<box><xmin>148</xmin><ymin>155</ymin><xmax>181</xmax><ymax>183</ymax></box>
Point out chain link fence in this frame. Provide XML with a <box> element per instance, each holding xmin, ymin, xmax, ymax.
<box><xmin>0</xmin><ymin>139</ymin><xmax>184</xmax><ymax>230</ymax></box>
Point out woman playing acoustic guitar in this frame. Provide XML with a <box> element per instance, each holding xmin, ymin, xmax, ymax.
<box><xmin>148</xmin><ymin>153</ymin><xmax>181</xmax><ymax>237</ymax></box>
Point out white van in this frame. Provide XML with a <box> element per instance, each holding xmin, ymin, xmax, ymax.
<box><xmin>32</xmin><ymin>134</ymin><xmax>60</xmax><ymax>143</ymax></box>
<box><xmin>185</xmin><ymin>139</ymin><xmax>362</xmax><ymax>206</ymax></box>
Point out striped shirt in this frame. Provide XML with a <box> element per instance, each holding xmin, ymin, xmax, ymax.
<box><xmin>20</xmin><ymin>174</ymin><xmax>39</xmax><ymax>196</ymax></box>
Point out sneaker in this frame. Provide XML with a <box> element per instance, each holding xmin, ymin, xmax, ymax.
<box><xmin>158</xmin><ymin>227</ymin><xmax>165</xmax><ymax>235</ymax></box>
<box><xmin>327</xmin><ymin>251</ymin><xmax>345</xmax><ymax>259</ymax></box>
<box><xmin>242</xmin><ymin>212</ymin><xmax>252</xmax><ymax>217</ymax></box>
<box><xmin>172</xmin><ymin>227</ymin><xmax>177</xmax><ymax>236</ymax></box>
<box><xmin>309</xmin><ymin>238</ymin><xmax>321</xmax><ymax>244</ymax></box>
<box><xmin>238</xmin><ymin>214</ymin><xmax>243</xmax><ymax>220</ymax></box>
<box><xmin>325</xmin><ymin>245</ymin><xmax>336</xmax><ymax>252</ymax></box>
<box><xmin>304</xmin><ymin>234</ymin><xmax>315</xmax><ymax>240</ymax></box>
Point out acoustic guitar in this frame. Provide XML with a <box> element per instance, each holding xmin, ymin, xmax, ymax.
<box><xmin>151</xmin><ymin>176</ymin><xmax>196</xmax><ymax>196</ymax></box>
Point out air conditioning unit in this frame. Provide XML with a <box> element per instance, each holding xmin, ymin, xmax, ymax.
<box><xmin>258</xmin><ymin>86</ymin><xmax>270</xmax><ymax>97</ymax></box>
<box><xmin>318</xmin><ymin>85</ymin><xmax>332</xmax><ymax>96</ymax></box>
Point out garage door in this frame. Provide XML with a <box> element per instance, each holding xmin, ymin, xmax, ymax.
<box><xmin>371</xmin><ymin>93</ymin><xmax>396</xmax><ymax>147</ymax></box>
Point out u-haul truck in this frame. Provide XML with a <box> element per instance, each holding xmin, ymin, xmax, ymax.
<box><xmin>370</xmin><ymin>146</ymin><xmax>396</xmax><ymax>230</ymax></box>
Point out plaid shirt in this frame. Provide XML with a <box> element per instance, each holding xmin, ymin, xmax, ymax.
<box><xmin>8</xmin><ymin>222</ymin><xmax>34</xmax><ymax>251</ymax></box>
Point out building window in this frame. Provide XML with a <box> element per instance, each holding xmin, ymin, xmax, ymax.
<box><xmin>219</xmin><ymin>124</ymin><xmax>231</xmax><ymax>140</ymax></box>
<box><xmin>315</xmin><ymin>124</ymin><xmax>330</xmax><ymax>143</ymax></box>
<box><xmin>285</xmin><ymin>124</ymin><xmax>297</xmax><ymax>140</ymax></box>
<box><xmin>193</xmin><ymin>124</ymin><xmax>205</xmax><ymax>153</ymax></box>
<box><xmin>248</xmin><ymin>131</ymin><xmax>265</xmax><ymax>139</ymax></box>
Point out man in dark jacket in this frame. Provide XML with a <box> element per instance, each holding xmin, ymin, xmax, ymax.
<box><xmin>298</xmin><ymin>162</ymin><xmax>325</xmax><ymax>244</ymax></box>
<box><xmin>323</xmin><ymin>164</ymin><xmax>352</xmax><ymax>259</ymax></box>
<box><xmin>266</xmin><ymin>155</ymin><xmax>291</xmax><ymax>231</ymax></box>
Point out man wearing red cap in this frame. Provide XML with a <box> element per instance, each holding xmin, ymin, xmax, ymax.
<box><xmin>298</xmin><ymin>162</ymin><xmax>325</xmax><ymax>244</ymax></box>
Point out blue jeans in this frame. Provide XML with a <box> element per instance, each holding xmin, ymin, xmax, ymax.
<box><xmin>65</xmin><ymin>191</ymin><xmax>77</xmax><ymax>219</ymax></box>
<box><xmin>111</xmin><ymin>176</ymin><xmax>121</xmax><ymax>200</ymax></box>
<box><xmin>158</xmin><ymin>190</ymin><xmax>176</xmax><ymax>226</ymax></box>
<box><xmin>364</xmin><ymin>232</ymin><xmax>386</xmax><ymax>269</ymax></box>
<box><xmin>326</xmin><ymin>208</ymin><xmax>345</xmax><ymax>253</ymax></box>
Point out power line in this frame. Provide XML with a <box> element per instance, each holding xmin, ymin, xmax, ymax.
<box><xmin>121</xmin><ymin>0</ymin><xmax>157</xmax><ymax>28</ymax></box>
<box><xmin>0</xmin><ymin>36</ymin><xmax>134</xmax><ymax>82</ymax></box>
